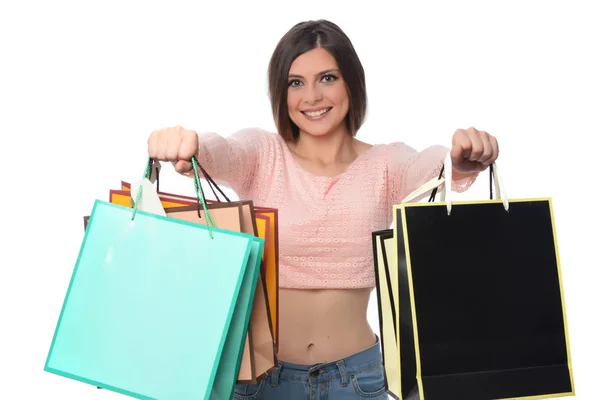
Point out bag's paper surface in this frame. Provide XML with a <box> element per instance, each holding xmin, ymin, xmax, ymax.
<box><xmin>392</xmin><ymin>198</ymin><xmax>574</xmax><ymax>400</ymax></box>
<box><xmin>129</xmin><ymin>178</ymin><xmax>166</xmax><ymax>216</ymax></box>
<box><xmin>46</xmin><ymin>200</ymin><xmax>254</xmax><ymax>399</ymax></box>
<box><xmin>373</xmin><ymin>230</ymin><xmax>401</xmax><ymax>399</ymax></box>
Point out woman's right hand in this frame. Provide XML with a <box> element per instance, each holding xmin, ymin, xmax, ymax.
<box><xmin>147</xmin><ymin>126</ymin><xmax>199</xmax><ymax>175</ymax></box>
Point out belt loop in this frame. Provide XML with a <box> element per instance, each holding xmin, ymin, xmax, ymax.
<box><xmin>336</xmin><ymin>360</ymin><xmax>349</xmax><ymax>387</ymax></box>
<box><xmin>271</xmin><ymin>361</ymin><xmax>283</xmax><ymax>387</ymax></box>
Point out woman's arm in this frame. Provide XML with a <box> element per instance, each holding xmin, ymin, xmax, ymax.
<box><xmin>387</xmin><ymin>142</ymin><xmax>478</xmax><ymax>205</ymax></box>
<box><xmin>185</xmin><ymin>127</ymin><xmax>272</xmax><ymax>194</ymax></box>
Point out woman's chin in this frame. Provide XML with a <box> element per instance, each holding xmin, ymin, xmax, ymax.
<box><xmin>296</xmin><ymin>123</ymin><xmax>347</xmax><ymax>139</ymax></box>
<box><xmin>300</xmin><ymin>129</ymin><xmax>333</xmax><ymax>138</ymax></box>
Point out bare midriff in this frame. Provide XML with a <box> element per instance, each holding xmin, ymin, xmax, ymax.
<box><xmin>276</xmin><ymin>287</ymin><xmax>377</xmax><ymax>365</ymax></box>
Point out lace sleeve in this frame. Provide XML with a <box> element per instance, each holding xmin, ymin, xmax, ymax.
<box><xmin>387</xmin><ymin>142</ymin><xmax>478</xmax><ymax>206</ymax></box>
<box><xmin>194</xmin><ymin>127</ymin><xmax>270</xmax><ymax>194</ymax></box>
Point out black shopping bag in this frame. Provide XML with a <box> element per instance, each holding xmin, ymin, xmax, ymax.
<box><xmin>372</xmin><ymin>229</ymin><xmax>401</xmax><ymax>399</ymax></box>
<box><xmin>393</xmin><ymin>155</ymin><xmax>575</xmax><ymax>400</ymax></box>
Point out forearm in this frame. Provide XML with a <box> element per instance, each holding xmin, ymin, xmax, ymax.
<box><xmin>191</xmin><ymin>127</ymin><xmax>267</xmax><ymax>193</ymax></box>
<box><xmin>195</xmin><ymin>131</ymin><xmax>235</xmax><ymax>180</ymax></box>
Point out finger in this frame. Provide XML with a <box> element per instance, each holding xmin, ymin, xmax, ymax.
<box><xmin>488</xmin><ymin>135</ymin><xmax>499</xmax><ymax>165</ymax></box>
<box><xmin>148</xmin><ymin>131</ymin><xmax>157</xmax><ymax>159</ymax></box>
<box><xmin>179</xmin><ymin>131</ymin><xmax>198</xmax><ymax>161</ymax></box>
<box><xmin>452</xmin><ymin>129</ymin><xmax>471</xmax><ymax>158</ymax></box>
<box><xmin>477</xmin><ymin>132</ymin><xmax>493</xmax><ymax>163</ymax></box>
<box><xmin>165</xmin><ymin>130</ymin><xmax>179</xmax><ymax>162</ymax></box>
<box><xmin>157</xmin><ymin>131</ymin><xmax>168</xmax><ymax>161</ymax></box>
<box><xmin>450</xmin><ymin>142</ymin><xmax>465</xmax><ymax>165</ymax></box>
<box><xmin>175</xmin><ymin>160</ymin><xmax>193</xmax><ymax>174</ymax></box>
<box><xmin>467</xmin><ymin>129</ymin><xmax>484</xmax><ymax>161</ymax></box>
<box><xmin>451</xmin><ymin>142</ymin><xmax>482</xmax><ymax>173</ymax></box>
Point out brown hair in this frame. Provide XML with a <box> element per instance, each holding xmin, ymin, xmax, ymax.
<box><xmin>267</xmin><ymin>19</ymin><xmax>367</xmax><ymax>141</ymax></box>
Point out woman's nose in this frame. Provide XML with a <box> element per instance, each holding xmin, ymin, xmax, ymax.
<box><xmin>304</xmin><ymin>84</ymin><xmax>323</xmax><ymax>104</ymax></box>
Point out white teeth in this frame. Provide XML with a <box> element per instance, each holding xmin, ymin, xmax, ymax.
<box><xmin>304</xmin><ymin>108</ymin><xmax>330</xmax><ymax>117</ymax></box>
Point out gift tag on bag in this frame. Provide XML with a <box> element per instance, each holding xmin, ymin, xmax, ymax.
<box><xmin>130</xmin><ymin>178</ymin><xmax>166</xmax><ymax>216</ymax></box>
<box><xmin>149</xmin><ymin>160</ymin><xmax>161</xmax><ymax>184</ymax></box>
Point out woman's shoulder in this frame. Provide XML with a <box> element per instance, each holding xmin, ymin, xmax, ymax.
<box><xmin>362</xmin><ymin>139</ymin><xmax>447</xmax><ymax>160</ymax></box>
<box><xmin>354</xmin><ymin>139</ymin><xmax>375</xmax><ymax>156</ymax></box>
<box><xmin>354</xmin><ymin>139</ymin><xmax>411</xmax><ymax>161</ymax></box>
<box><xmin>229</xmin><ymin>126</ymin><xmax>275</xmax><ymax>139</ymax></box>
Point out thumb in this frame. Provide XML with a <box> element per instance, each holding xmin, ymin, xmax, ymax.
<box><xmin>174</xmin><ymin>160</ymin><xmax>193</xmax><ymax>174</ymax></box>
<box><xmin>450</xmin><ymin>143</ymin><xmax>465</xmax><ymax>165</ymax></box>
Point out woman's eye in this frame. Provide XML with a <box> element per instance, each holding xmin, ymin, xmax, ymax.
<box><xmin>321</xmin><ymin>74</ymin><xmax>338</xmax><ymax>83</ymax></box>
<box><xmin>288</xmin><ymin>79</ymin><xmax>302</xmax><ymax>87</ymax></box>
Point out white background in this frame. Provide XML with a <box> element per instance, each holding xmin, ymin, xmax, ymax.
<box><xmin>1</xmin><ymin>0</ymin><xmax>599</xmax><ymax>398</ymax></box>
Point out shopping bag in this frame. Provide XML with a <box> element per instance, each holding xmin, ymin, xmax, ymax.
<box><xmin>372</xmin><ymin>229</ymin><xmax>401</xmax><ymax>399</ymax></box>
<box><xmin>109</xmin><ymin>188</ymin><xmax>197</xmax><ymax>208</ymax></box>
<box><xmin>117</xmin><ymin>164</ymin><xmax>279</xmax><ymax>382</ymax></box>
<box><xmin>177</xmin><ymin>163</ymin><xmax>279</xmax><ymax>380</ymax></box>
<box><xmin>248</xmin><ymin>206</ymin><xmax>278</xmax><ymax>352</ymax></box>
<box><xmin>119</xmin><ymin>178</ymin><xmax>280</xmax><ymax>344</ymax></box>
<box><xmin>83</xmin><ymin>201</ymin><xmax>275</xmax><ymax>385</ymax></box>
<box><xmin>391</xmin><ymin>154</ymin><xmax>575</xmax><ymax>399</ymax></box>
<box><xmin>46</xmin><ymin>157</ymin><xmax>264</xmax><ymax>400</ymax></box>
<box><xmin>120</xmin><ymin>180</ymin><xmax>199</xmax><ymax>202</ymax></box>
<box><xmin>85</xmin><ymin>202</ymin><xmax>245</xmax><ymax>232</ymax></box>
<box><xmin>164</xmin><ymin>202</ymin><xmax>277</xmax><ymax>383</ymax></box>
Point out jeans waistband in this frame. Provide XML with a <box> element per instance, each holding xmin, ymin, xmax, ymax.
<box><xmin>271</xmin><ymin>336</ymin><xmax>382</xmax><ymax>386</ymax></box>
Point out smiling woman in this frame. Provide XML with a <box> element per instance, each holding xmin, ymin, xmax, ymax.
<box><xmin>147</xmin><ymin>19</ymin><xmax>499</xmax><ymax>400</ymax></box>
<box><xmin>282</xmin><ymin>47</ymin><xmax>374</xmax><ymax>178</ymax></box>
<box><xmin>287</xmin><ymin>50</ymin><xmax>349</xmax><ymax>135</ymax></box>
<box><xmin>268</xmin><ymin>21</ymin><xmax>366</xmax><ymax>143</ymax></box>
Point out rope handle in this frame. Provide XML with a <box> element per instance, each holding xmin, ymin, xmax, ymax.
<box><xmin>400</xmin><ymin>152</ymin><xmax>509</xmax><ymax>215</ymax></box>
<box><xmin>441</xmin><ymin>152</ymin><xmax>508</xmax><ymax>215</ymax></box>
<box><xmin>131</xmin><ymin>156</ymin><xmax>216</xmax><ymax>238</ymax></box>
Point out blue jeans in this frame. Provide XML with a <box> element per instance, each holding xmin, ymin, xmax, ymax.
<box><xmin>233</xmin><ymin>337</ymin><xmax>388</xmax><ymax>399</ymax></box>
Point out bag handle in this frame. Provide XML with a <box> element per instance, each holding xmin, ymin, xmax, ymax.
<box><xmin>196</xmin><ymin>163</ymin><xmax>231</xmax><ymax>203</ymax></box>
<box><xmin>400</xmin><ymin>152</ymin><xmax>509</xmax><ymax>215</ymax></box>
<box><xmin>441</xmin><ymin>152</ymin><xmax>508</xmax><ymax>214</ymax></box>
<box><xmin>150</xmin><ymin>159</ymin><xmax>230</xmax><ymax>203</ymax></box>
<box><xmin>132</xmin><ymin>156</ymin><xmax>217</xmax><ymax>238</ymax></box>
<box><xmin>400</xmin><ymin>169</ymin><xmax>446</xmax><ymax>204</ymax></box>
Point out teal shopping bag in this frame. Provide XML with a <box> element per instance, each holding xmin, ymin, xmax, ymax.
<box><xmin>45</xmin><ymin>157</ymin><xmax>264</xmax><ymax>400</ymax></box>
<box><xmin>211</xmin><ymin>237</ymin><xmax>263</xmax><ymax>400</ymax></box>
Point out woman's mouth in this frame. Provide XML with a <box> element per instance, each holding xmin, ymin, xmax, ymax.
<box><xmin>301</xmin><ymin>107</ymin><xmax>332</xmax><ymax>120</ymax></box>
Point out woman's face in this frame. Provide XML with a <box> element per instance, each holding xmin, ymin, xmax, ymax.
<box><xmin>287</xmin><ymin>47</ymin><xmax>350</xmax><ymax>139</ymax></box>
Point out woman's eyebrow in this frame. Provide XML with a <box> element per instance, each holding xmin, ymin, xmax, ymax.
<box><xmin>288</xmin><ymin>69</ymin><xmax>340</xmax><ymax>79</ymax></box>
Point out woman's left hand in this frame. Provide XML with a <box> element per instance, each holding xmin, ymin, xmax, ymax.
<box><xmin>451</xmin><ymin>127</ymin><xmax>499</xmax><ymax>174</ymax></box>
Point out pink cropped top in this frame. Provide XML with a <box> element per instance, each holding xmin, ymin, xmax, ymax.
<box><xmin>196</xmin><ymin>127</ymin><xmax>475</xmax><ymax>289</ymax></box>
